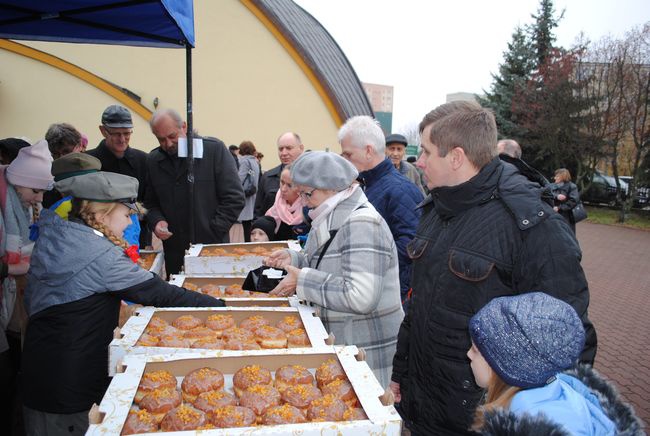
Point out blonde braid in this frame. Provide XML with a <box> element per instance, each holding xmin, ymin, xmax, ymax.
<box><xmin>80</xmin><ymin>210</ymin><xmax>131</xmax><ymax>252</ymax></box>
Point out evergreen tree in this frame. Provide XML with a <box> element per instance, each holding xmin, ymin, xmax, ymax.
<box><xmin>529</xmin><ymin>0</ymin><xmax>563</xmax><ymax>68</ymax></box>
<box><xmin>479</xmin><ymin>26</ymin><xmax>535</xmax><ymax>139</ymax></box>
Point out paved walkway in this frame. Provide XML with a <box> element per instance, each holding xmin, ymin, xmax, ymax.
<box><xmin>577</xmin><ymin>221</ymin><xmax>650</xmax><ymax>429</ymax></box>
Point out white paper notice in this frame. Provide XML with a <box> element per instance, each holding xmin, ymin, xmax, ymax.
<box><xmin>177</xmin><ymin>137</ymin><xmax>204</xmax><ymax>158</ymax></box>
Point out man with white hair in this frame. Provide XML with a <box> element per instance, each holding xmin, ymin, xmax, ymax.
<box><xmin>339</xmin><ymin>116</ymin><xmax>423</xmax><ymax>309</ymax></box>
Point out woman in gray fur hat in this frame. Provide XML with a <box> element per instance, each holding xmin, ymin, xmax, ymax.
<box><xmin>265</xmin><ymin>151</ymin><xmax>404</xmax><ymax>387</ymax></box>
<box><xmin>468</xmin><ymin>292</ymin><xmax>643</xmax><ymax>435</ymax></box>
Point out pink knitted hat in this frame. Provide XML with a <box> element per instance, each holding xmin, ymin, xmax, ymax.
<box><xmin>6</xmin><ymin>139</ymin><xmax>54</xmax><ymax>190</ymax></box>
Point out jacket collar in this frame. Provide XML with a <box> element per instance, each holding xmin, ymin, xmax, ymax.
<box><xmin>153</xmin><ymin>146</ymin><xmax>187</xmax><ymax>179</ymax></box>
<box><xmin>265</xmin><ymin>164</ymin><xmax>284</xmax><ymax>177</ymax></box>
<box><xmin>359</xmin><ymin>157</ymin><xmax>397</xmax><ymax>187</ymax></box>
<box><xmin>429</xmin><ymin>158</ymin><xmax>551</xmax><ymax>230</ymax></box>
<box><xmin>95</xmin><ymin>139</ymin><xmax>136</xmax><ymax>163</ymax></box>
<box><xmin>430</xmin><ymin>157</ymin><xmax>501</xmax><ymax>221</ymax></box>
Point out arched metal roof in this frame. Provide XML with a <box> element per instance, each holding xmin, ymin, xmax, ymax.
<box><xmin>249</xmin><ymin>0</ymin><xmax>374</xmax><ymax>125</ymax></box>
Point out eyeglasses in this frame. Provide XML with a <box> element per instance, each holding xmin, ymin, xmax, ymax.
<box><xmin>104</xmin><ymin>128</ymin><xmax>133</xmax><ymax>139</ymax></box>
<box><xmin>298</xmin><ymin>188</ymin><xmax>317</xmax><ymax>199</ymax></box>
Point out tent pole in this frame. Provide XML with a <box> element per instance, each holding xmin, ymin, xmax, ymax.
<box><xmin>186</xmin><ymin>44</ymin><xmax>195</xmax><ymax>244</ymax></box>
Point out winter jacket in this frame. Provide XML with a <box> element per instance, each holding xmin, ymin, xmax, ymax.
<box><xmin>551</xmin><ymin>181</ymin><xmax>580</xmax><ymax>230</ymax></box>
<box><xmin>22</xmin><ymin>209</ymin><xmax>223</xmax><ymax>414</ymax></box>
<box><xmin>254</xmin><ymin>163</ymin><xmax>282</xmax><ymax>218</ymax></box>
<box><xmin>359</xmin><ymin>158</ymin><xmax>423</xmax><ymax>306</ymax></box>
<box><xmin>392</xmin><ymin>158</ymin><xmax>597</xmax><ymax>435</ymax></box>
<box><xmin>237</xmin><ymin>154</ymin><xmax>260</xmax><ymax>221</ymax></box>
<box><xmin>289</xmin><ymin>187</ymin><xmax>404</xmax><ymax>387</ymax></box>
<box><xmin>86</xmin><ymin>140</ymin><xmax>148</xmax><ymax>202</ymax></box>
<box><xmin>144</xmin><ymin>136</ymin><xmax>245</xmax><ymax>274</ymax></box>
<box><xmin>481</xmin><ymin>366</ymin><xmax>644</xmax><ymax>436</ymax></box>
<box><xmin>398</xmin><ymin>160</ymin><xmax>426</xmax><ymax>194</ymax></box>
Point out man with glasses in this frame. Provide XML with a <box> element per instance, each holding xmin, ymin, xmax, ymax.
<box><xmin>87</xmin><ymin>105</ymin><xmax>150</xmax><ymax>247</ymax></box>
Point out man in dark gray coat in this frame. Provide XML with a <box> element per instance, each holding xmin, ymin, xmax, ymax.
<box><xmin>145</xmin><ymin>109</ymin><xmax>245</xmax><ymax>275</ymax></box>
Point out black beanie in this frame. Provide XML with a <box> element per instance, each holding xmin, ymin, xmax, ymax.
<box><xmin>251</xmin><ymin>216</ymin><xmax>276</xmax><ymax>240</ymax></box>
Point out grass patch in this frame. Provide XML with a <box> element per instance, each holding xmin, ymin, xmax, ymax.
<box><xmin>584</xmin><ymin>206</ymin><xmax>650</xmax><ymax>230</ymax></box>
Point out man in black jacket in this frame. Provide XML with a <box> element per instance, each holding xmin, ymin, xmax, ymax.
<box><xmin>253</xmin><ymin>131</ymin><xmax>304</xmax><ymax>218</ymax></box>
<box><xmin>145</xmin><ymin>109</ymin><xmax>245</xmax><ymax>276</ymax></box>
<box><xmin>87</xmin><ymin>105</ymin><xmax>151</xmax><ymax>247</ymax></box>
<box><xmin>389</xmin><ymin>101</ymin><xmax>597</xmax><ymax>435</ymax></box>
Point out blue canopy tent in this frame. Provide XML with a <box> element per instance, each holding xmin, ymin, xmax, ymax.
<box><xmin>0</xmin><ymin>0</ymin><xmax>201</xmax><ymax>242</ymax></box>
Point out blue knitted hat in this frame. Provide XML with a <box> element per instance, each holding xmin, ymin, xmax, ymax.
<box><xmin>469</xmin><ymin>292</ymin><xmax>585</xmax><ymax>388</ymax></box>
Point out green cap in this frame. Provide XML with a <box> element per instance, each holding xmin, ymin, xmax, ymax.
<box><xmin>55</xmin><ymin>171</ymin><xmax>139</xmax><ymax>210</ymax></box>
<box><xmin>52</xmin><ymin>152</ymin><xmax>101</xmax><ymax>181</ymax></box>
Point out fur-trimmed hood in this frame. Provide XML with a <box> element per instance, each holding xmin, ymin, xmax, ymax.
<box><xmin>481</xmin><ymin>365</ymin><xmax>645</xmax><ymax>436</ymax></box>
<box><xmin>480</xmin><ymin>365</ymin><xmax>644</xmax><ymax>435</ymax></box>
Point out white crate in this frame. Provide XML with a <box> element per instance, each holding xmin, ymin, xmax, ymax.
<box><xmin>88</xmin><ymin>347</ymin><xmax>401</xmax><ymax>435</ymax></box>
<box><xmin>109</xmin><ymin>303</ymin><xmax>332</xmax><ymax>376</ymax></box>
<box><xmin>183</xmin><ymin>241</ymin><xmax>301</xmax><ymax>276</ymax></box>
<box><xmin>140</xmin><ymin>250</ymin><xmax>164</xmax><ymax>276</ymax></box>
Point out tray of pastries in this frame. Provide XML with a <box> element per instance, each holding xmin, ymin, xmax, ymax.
<box><xmin>109</xmin><ymin>306</ymin><xmax>332</xmax><ymax>376</ymax></box>
<box><xmin>168</xmin><ymin>275</ymin><xmax>290</xmax><ymax>306</ymax></box>
<box><xmin>183</xmin><ymin>241</ymin><xmax>301</xmax><ymax>276</ymax></box>
<box><xmin>88</xmin><ymin>347</ymin><xmax>401</xmax><ymax>435</ymax></box>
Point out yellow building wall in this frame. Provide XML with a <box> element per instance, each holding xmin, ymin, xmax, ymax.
<box><xmin>0</xmin><ymin>0</ymin><xmax>341</xmax><ymax>166</ymax></box>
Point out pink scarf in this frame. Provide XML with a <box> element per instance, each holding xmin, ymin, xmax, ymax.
<box><xmin>266</xmin><ymin>190</ymin><xmax>305</xmax><ymax>232</ymax></box>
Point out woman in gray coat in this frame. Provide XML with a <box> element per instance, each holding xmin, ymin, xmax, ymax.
<box><xmin>266</xmin><ymin>152</ymin><xmax>403</xmax><ymax>387</ymax></box>
<box><xmin>237</xmin><ymin>141</ymin><xmax>260</xmax><ymax>241</ymax></box>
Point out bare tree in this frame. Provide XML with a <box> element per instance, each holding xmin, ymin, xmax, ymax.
<box><xmin>578</xmin><ymin>35</ymin><xmax>628</xmax><ymax>206</ymax></box>
<box><xmin>396</xmin><ymin>121</ymin><xmax>421</xmax><ymax>150</ymax></box>
<box><xmin>619</xmin><ymin>23</ymin><xmax>650</xmax><ymax>216</ymax></box>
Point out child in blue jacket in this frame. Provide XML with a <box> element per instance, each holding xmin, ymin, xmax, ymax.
<box><xmin>467</xmin><ymin>292</ymin><xmax>642</xmax><ymax>435</ymax></box>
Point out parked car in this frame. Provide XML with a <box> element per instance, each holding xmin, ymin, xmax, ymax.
<box><xmin>581</xmin><ymin>171</ymin><xmax>628</xmax><ymax>206</ymax></box>
<box><xmin>619</xmin><ymin>176</ymin><xmax>649</xmax><ymax>207</ymax></box>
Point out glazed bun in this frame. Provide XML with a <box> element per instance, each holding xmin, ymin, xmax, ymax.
<box><xmin>135</xmin><ymin>370</ymin><xmax>177</xmax><ymax>404</ymax></box>
<box><xmin>232</xmin><ymin>365</ymin><xmax>272</xmax><ymax>397</ymax></box>
<box><xmin>181</xmin><ymin>367</ymin><xmax>225</xmax><ymax>403</ymax></box>
<box><xmin>160</xmin><ymin>404</ymin><xmax>207</xmax><ymax>431</ymax></box>
<box><xmin>274</xmin><ymin>365</ymin><xmax>314</xmax><ymax>392</ymax></box>
<box><xmin>172</xmin><ymin>315</ymin><xmax>203</xmax><ymax>331</ymax></box>
<box><xmin>210</xmin><ymin>406</ymin><xmax>256</xmax><ymax>428</ymax></box>
<box><xmin>262</xmin><ymin>404</ymin><xmax>307</xmax><ymax>425</ymax></box>
<box><xmin>120</xmin><ymin>409</ymin><xmax>158</xmax><ymax>435</ymax></box>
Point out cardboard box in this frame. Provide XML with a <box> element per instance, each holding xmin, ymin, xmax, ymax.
<box><xmin>168</xmin><ymin>274</ymin><xmax>291</xmax><ymax>307</ymax></box>
<box><xmin>88</xmin><ymin>347</ymin><xmax>401</xmax><ymax>435</ymax></box>
<box><xmin>140</xmin><ymin>250</ymin><xmax>164</xmax><ymax>276</ymax></box>
<box><xmin>109</xmin><ymin>304</ymin><xmax>332</xmax><ymax>376</ymax></box>
<box><xmin>183</xmin><ymin>241</ymin><xmax>301</xmax><ymax>276</ymax></box>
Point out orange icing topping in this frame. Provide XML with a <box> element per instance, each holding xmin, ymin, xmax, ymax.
<box><xmin>247</xmin><ymin>384</ymin><xmax>270</xmax><ymax>395</ymax></box>
<box><xmin>203</xmin><ymin>390</ymin><xmax>228</xmax><ymax>406</ymax></box>
<box><xmin>175</xmin><ymin>405</ymin><xmax>201</xmax><ymax>424</ymax></box>
<box><xmin>142</xmin><ymin>370</ymin><xmax>174</xmax><ymax>384</ymax></box>
<box><xmin>135</xmin><ymin>409</ymin><xmax>154</xmax><ymax>424</ymax></box>
<box><xmin>268</xmin><ymin>404</ymin><xmax>295</xmax><ymax>420</ymax></box>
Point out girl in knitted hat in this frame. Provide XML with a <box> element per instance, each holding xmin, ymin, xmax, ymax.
<box><xmin>21</xmin><ymin>171</ymin><xmax>224</xmax><ymax>435</ymax></box>
<box><xmin>468</xmin><ymin>292</ymin><xmax>641</xmax><ymax>435</ymax></box>
<box><xmin>0</xmin><ymin>139</ymin><xmax>54</xmax><ymax>435</ymax></box>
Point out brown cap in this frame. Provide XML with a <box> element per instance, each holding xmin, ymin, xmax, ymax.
<box><xmin>52</xmin><ymin>152</ymin><xmax>102</xmax><ymax>181</ymax></box>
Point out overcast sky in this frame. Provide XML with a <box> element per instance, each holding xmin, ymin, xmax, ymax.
<box><xmin>293</xmin><ymin>0</ymin><xmax>649</xmax><ymax>132</ymax></box>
